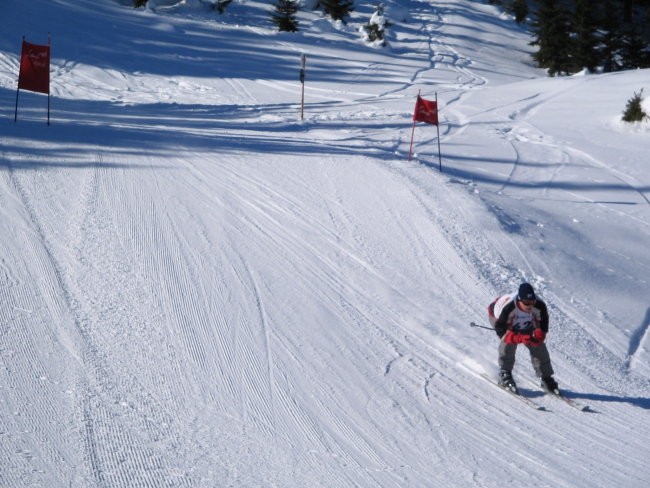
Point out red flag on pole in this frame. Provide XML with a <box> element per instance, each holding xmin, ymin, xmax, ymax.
<box><xmin>18</xmin><ymin>39</ymin><xmax>50</xmax><ymax>94</ymax></box>
<box><xmin>412</xmin><ymin>95</ymin><xmax>438</xmax><ymax>125</ymax></box>
<box><xmin>15</xmin><ymin>36</ymin><xmax>51</xmax><ymax>124</ymax></box>
<box><xmin>409</xmin><ymin>92</ymin><xmax>442</xmax><ymax>170</ymax></box>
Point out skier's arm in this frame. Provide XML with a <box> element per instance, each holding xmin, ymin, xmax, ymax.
<box><xmin>537</xmin><ymin>300</ymin><xmax>549</xmax><ymax>333</ymax></box>
<box><xmin>494</xmin><ymin>301</ymin><xmax>515</xmax><ymax>338</ymax></box>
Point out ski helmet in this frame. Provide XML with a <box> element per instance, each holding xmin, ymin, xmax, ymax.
<box><xmin>518</xmin><ymin>283</ymin><xmax>536</xmax><ymax>301</ymax></box>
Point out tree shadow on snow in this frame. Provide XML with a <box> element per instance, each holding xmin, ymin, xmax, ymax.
<box><xmin>435</xmin><ymin>157</ymin><xmax>650</xmax><ymax>195</ymax></box>
<box><xmin>1</xmin><ymin>86</ymin><xmax>407</xmax><ymax>170</ymax></box>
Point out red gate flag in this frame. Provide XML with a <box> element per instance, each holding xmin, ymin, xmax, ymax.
<box><xmin>18</xmin><ymin>39</ymin><xmax>50</xmax><ymax>94</ymax></box>
<box><xmin>413</xmin><ymin>95</ymin><xmax>438</xmax><ymax>125</ymax></box>
<box><xmin>408</xmin><ymin>92</ymin><xmax>442</xmax><ymax>169</ymax></box>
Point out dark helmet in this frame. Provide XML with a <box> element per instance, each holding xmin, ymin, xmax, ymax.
<box><xmin>518</xmin><ymin>282</ymin><xmax>536</xmax><ymax>301</ymax></box>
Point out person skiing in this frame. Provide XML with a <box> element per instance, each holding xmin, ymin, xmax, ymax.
<box><xmin>488</xmin><ymin>282</ymin><xmax>559</xmax><ymax>394</ymax></box>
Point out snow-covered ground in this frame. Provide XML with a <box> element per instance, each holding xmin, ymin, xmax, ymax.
<box><xmin>1</xmin><ymin>0</ymin><xmax>648</xmax><ymax>486</ymax></box>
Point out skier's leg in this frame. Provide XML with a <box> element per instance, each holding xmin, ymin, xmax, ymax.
<box><xmin>528</xmin><ymin>343</ymin><xmax>554</xmax><ymax>378</ymax></box>
<box><xmin>498</xmin><ymin>340</ymin><xmax>517</xmax><ymax>372</ymax></box>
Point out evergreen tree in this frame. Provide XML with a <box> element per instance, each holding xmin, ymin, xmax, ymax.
<box><xmin>619</xmin><ymin>25</ymin><xmax>650</xmax><ymax>69</ymax></box>
<box><xmin>512</xmin><ymin>0</ymin><xmax>529</xmax><ymax>24</ymax></box>
<box><xmin>530</xmin><ymin>0</ymin><xmax>575</xmax><ymax>75</ymax></box>
<box><xmin>623</xmin><ymin>0</ymin><xmax>634</xmax><ymax>23</ymax></box>
<box><xmin>320</xmin><ymin>0</ymin><xmax>354</xmax><ymax>23</ymax></box>
<box><xmin>212</xmin><ymin>0</ymin><xmax>233</xmax><ymax>14</ymax></box>
<box><xmin>599</xmin><ymin>0</ymin><xmax>625</xmax><ymax>72</ymax></box>
<box><xmin>572</xmin><ymin>0</ymin><xmax>599</xmax><ymax>72</ymax></box>
<box><xmin>133</xmin><ymin>0</ymin><xmax>147</xmax><ymax>7</ymax></box>
<box><xmin>271</xmin><ymin>0</ymin><xmax>300</xmax><ymax>32</ymax></box>
<box><xmin>622</xmin><ymin>89</ymin><xmax>648</xmax><ymax>122</ymax></box>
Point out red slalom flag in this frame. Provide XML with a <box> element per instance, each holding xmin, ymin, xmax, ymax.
<box><xmin>413</xmin><ymin>95</ymin><xmax>438</xmax><ymax>125</ymax></box>
<box><xmin>18</xmin><ymin>39</ymin><xmax>50</xmax><ymax>94</ymax></box>
<box><xmin>409</xmin><ymin>92</ymin><xmax>442</xmax><ymax>170</ymax></box>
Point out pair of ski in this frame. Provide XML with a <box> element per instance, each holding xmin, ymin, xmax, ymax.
<box><xmin>469</xmin><ymin>322</ymin><xmax>590</xmax><ymax>411</ymax></box>
<box><xmin>482</xmin><ymin>373</ymin><xmax>590</xmax><ymax>411</ymax></box>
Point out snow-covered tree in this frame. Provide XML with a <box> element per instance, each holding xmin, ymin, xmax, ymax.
<box><xmin>361</xmin><ymin>4</ymin><xmax>388</xmax><ymax>46</ymax></box>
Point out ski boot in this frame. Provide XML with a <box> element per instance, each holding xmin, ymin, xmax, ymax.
<box><xmin>541</xmin><ymin>376</ymin><xmax>559</xmax><ymax>394</ymax></box>
<box><xmin>498</xmin><ymin>370</ymin><xmax>518</xmax><ymax>393</ymax></box>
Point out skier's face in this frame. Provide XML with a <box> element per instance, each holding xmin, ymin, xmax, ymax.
<box><xmin>519</xmin><ymin>299</ymin><xmax>535</xmax><ymax>310</ymax></box>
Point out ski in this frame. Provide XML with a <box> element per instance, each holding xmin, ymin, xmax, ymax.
<box><xmin>480</xmin><ymin>373</ymin><xmax>546</xmax><ymax>411</ymax></box>
<box><xmin>545</xmin><ymin>390</ymin><xmax>590</xmax><ymax>412</ymax></box>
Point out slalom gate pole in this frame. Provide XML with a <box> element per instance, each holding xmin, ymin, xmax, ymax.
<box><xmin>408</xmin><ymin>118</ymin><xmax>416</xmax><ymax>161</ymax></box>
<box><xmin>408</xmin><ymin>89</ymin><xmax>420</xmax><ymax>161</ymax></box>
<box><xmin>47</xmin><ymin>33</ymin><xmax>51</xmax><ymax>125</ymax></box>
<box><xmin>435</xmin><ymin>92</ymin><xmax>442</xmax><ymax>171</ymax></box>
<box><xmin>14</xmin><ymin>87</ymin><xmax>19</xmax><ymax>122</ymax></box>
<box><xmin>300</xmin><ymin>54</ymin><xmax>306</xmax><ymax>120</ymax></box>
<box><xmin>15</xmin><ymin>35</ymin><xmax>23</xmax><ymax>123</ymax></box>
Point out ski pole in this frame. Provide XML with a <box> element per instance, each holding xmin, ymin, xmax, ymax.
<box><xmin>470</xmin><ymin>321</ymin><xmax>495</xmax><ymax>331</ymax></box>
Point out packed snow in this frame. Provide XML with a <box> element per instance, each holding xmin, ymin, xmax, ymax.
<box><xmin>1</xmin><ymin>0</ymin><xmax>649</xmax><ymax>487</ymax></box>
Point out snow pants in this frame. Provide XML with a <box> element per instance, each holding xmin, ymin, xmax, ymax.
<box><xmin>498</xmin><ymin>340</ymin><xmax>554</xmax><ymax>378</ymax></box>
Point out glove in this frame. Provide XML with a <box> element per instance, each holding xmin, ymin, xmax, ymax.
<box><xmin>532</xmin><ymin>329</ymin><xmax>546</xmax><ymax>343</ymax></box>
<box><xmin>504</xmin><ymin>331</ymin><xmax>527</xmax><ymax>344</ymax></box>
<box><xmin>524</xmin><ymin>329</ymin><xmax>546</xmax><ymax>347</ymax></box>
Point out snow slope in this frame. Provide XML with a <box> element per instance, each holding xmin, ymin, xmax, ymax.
<box><xmin>0</xmin><ymin>0</ymin><xmax>648</xmax><ymax>486</ymax></box>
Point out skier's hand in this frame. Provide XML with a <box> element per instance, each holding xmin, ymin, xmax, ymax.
<box><xmin>504</xmin><ymin>331</ymin><xmax>527</xmax><ymax>344</ymax></box>
<box><xmin>524</xmin><ymin>329</ymin><xmax>545</xmax><ymax>347</ymax></box>
<box><xmin>532</xmin><ymin>329</ymin><xmax>546</xmax><ymax>343</ymax></box>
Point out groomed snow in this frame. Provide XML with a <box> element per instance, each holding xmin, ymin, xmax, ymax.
<box><xmin>1</xmin><ymin>1</ymin><xmax>648</xmax><ymax>486</ymax></box>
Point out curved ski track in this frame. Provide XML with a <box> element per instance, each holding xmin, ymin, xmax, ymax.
<box><xmin>1</xmin><ymin>1</ymin><xmax>649</xmax><ymax>487</ymax></box>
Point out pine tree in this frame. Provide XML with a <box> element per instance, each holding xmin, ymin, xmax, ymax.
<box><xmin>320</xmin><ymin>0</ymin><xmax>354</xmax><ymax>23</ymax></box>
<box><xmin>530</xmin><ymin>0</ymin><xmax>575</xmax><ymax>75</ymax></box>
<box><xmin>212</xmin><ymin>0</ymin><xmax>233</xmax><ymax>14</ymax></box>
<box><xmin>572</xmin><ymin>0</ymin><xmax>599</xmax><ymax>72</ymax></box>
<box><xmin>622</xmin><ymin>89</ymin><xmax>648</xmax><ymax>122</ymax></box>
<box><xmin>512</xmin><ymin>0</ymin><xmax>528</xmax><ymax>24</ymax></box>
<box><xmin>623</xmin><ymin>0</ymin><xmax>634</xmax><ymax>23</ymax></box>
<box><xmin>133</xmin><ymin>0</ymin><xmax>147</xmax><ymax>7</ymax></box>
<box><xmin>619</xmin><ymin>25</ymin><xmax>650</xmax><ymax>69</ymax></box>
<box><xmin>599</xmin><ymin>0</ymin><xmax>625</xmax><ymax>72</ymax></box>
<box><xmin>271</xmin><ymin>0</ymin><xmax>300</xmax><ymax>32</ymax></box>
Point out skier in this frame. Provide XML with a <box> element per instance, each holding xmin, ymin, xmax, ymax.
<box><xmin>488</xmin><ymin>282</ymin><xmax>559</xmax><ymax>394</ymax></box>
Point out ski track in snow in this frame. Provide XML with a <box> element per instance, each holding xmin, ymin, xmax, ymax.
<box><xmin>1</xmin><ymin>0</ymin><xmax>649</xmax><ymax>487</ymax></box>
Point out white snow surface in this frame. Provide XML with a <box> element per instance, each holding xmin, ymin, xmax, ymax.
<box><xmin>1</xmin><ymin>0</ymin><xmax>649</xmax><ymax>486</ymax></box>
